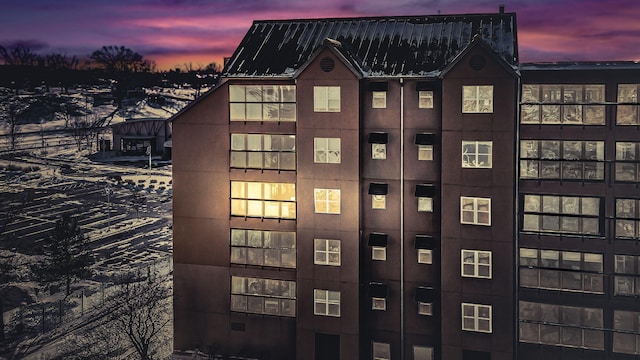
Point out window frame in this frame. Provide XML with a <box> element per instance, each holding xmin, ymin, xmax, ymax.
<box><xmin>372</xmin><ymin>341</ymin><xmax>391</xmax><ymax>360</ymax></box>
<box><xmin>314</xmin><ymin>188</ymin><xmax>341</xmax><ymax>214</ymax></box>
<box><xmin>461</xmin><ymin>249</ymin><xmax>492</xmax><ymax>279</ymax></box>
<box><xmin>462</xmin><ymin>141</ymin><xmax>493</xmax><ymax>168</ymax></box>
<box><xmin>314</xmin><ymin>238</ymin><xmax>341</xmax><ymax>266</ymax></box>
<box><xmin>372</xmin><ymin>194</ymin><xmax>387</xmax><ymax>209</ymax></box>
<box><xmin>372</xmin><ymin>91</ymin><xmax>387</xmax><ymax>109</ymax></box>
<box><xmin>461</xmin><ymin>302</ymin><xmax>492</xmax><ymax>333</ymax></box>
<box><xmin>462</xmin><ymin>85</ymin><xmax>493</xmax><ymax>113</ymax></box>
<box><xmin>314</xmin><ymin>289</ymin><xmax>341</xmax><ymax>317</ymax></box>
<box><xmin>460</xmin><ymin>196</ymin><xmax>491</xmax><ymax>226</ymax></box>
<box><xmin>372</xmin><ymin>246</ymin><xmax>387</xmax><ymax>261</ymax></box>
<box><xmin>314</xmin><ymin>86</ymin><xmax>341</xmax><ymax>112</ymax></box>
<box><xmin>418</xmin><ymin>144</ymin><xmax>434</xmax><ymax>161</ymax></box>
<box><xmin>372</xmin><ymin>143</ymin><xmax>387</xmax><ymax>160</ymax></box>
<box><xmin>372</xmin><ymin>297</ymin><xmax>387</xmax><ymax>311</ymax></box>
<box><xmin>230</xmin><ymin>229</ymin><xmax>297</xmax><ymax>269</ymax></box>
<box><xmin>313</xmin><ymin>137</ymin><xmax>341</xmax><ymax>164</ymax></box>
<box><xmin>418</xmin><ymin>249</ymin><xmax>433</xmax><ymax>264</ymax></box>
<box><xmin>229</xmin><ymin>84</ymin><xmax>297</xmax><ymax>122</ymax></box>
<box><xmin>419</xmin><ymin>90</ymin><xmax>434</xmax><ymax>109</ymax></box>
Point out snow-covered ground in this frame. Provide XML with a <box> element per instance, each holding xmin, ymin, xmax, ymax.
<box><xmin>0</xmin><ymin>85</ymin><xmax>195</xmax><ymax>359</ymax></box>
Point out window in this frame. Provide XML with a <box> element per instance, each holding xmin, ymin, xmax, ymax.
<box><xmin>617</xmin><ymin>84</ymin><xmax>640</xmax><ymax>125</ymax></box>
<box><xmin>369</xmin><ymin>132</ymin><xmax>388</xmax><ymax>160</ymax></box>
<box><xmin>419</xmin><ymin>91</ymin><xmax>434</xmax><ymax>109</ymax></box>
<box><xmin>314</xmin><ymin>188</ymin><xmax>340</xmax><ymax>214</ymax></box>
<box><xmin>418</xmin><ymin>302</ymin><xmax>433</xmax><ymax>316</ymax></box>
<box><xmin>522</xmin><ymin>194</ymin><xmax>601</xmax><ymax>235</ymax></box>
<box><xmin>314</xmin><ymin>239</ymin><xmax>341</xmax><ymax>266</ymax></box>
<box><xmin>461</xmin><ymin>250</ymin><xmax>491</xmax><ymax>278</ymax></box>
<box><xmin>418</xmin><ymin>145</ymin><xmax>433</xmax><ymax>160</ymax></box>
<box><xmin>230</xmin><ymin>133</ymin><xmax>296</xmax><ymax>170</ymax></box>
<box><xmin>314</xmin><ymin>137</ymin><xmax>341</xmax><ymax>164</ymax></box>
<box><xmin>519</xmin><ymin>248</ymin><xmax>604</xmax><ymax>293</ymax></box>
<box><xmin>520</xmin><ymin>140</ymin><xmax>605</xmax><ymax>180</ymax></box>
<box><xmin>462</xmin><ymin>85</ymin><xmax>493</xmax><ymax>113</ymax></box>
<box><xmin>613</xmin><ymin>310</ymin><xmax>640</xmax><ymax>354</ymax></box>
<box><xmin>372</xmin><ymin>342</ymin><xmax>391</xmax><ymax>360</ymax></box>
<box><xmin>415</xmin><ymin>184</ymin><xmax>435</xmax><ymax>213</ymax></box>
<box><xmin>614</xmin><ymin>254</ymin><xmax>640</xmax><ymax>296</ymax></box>
<box><xmin>462</xmin><ymin>141</ymin><xmax>492</xmax><ymax>168</ymax></box>
<box><xmin>413</xmin><ymin>346</ymin><xmax>434</xmax><ymax>360</ymax></box>
<box><xmin>369</xmin><ymin>183</ymin><xmax>388</xmax><ymax>210</ymax></box>
<box><xmin>519</xmin><ymin>301</ymin><xmax>604</xmax><ymax>350</ymax></box>
<box><xmin>372</xmin><ymin>195</ymin><xmax>386</xmax><ymax>209</ymax></box>
<box><xmin>373</xmin><ymin>91</ymin><xmax>387</xmax><ymax>108</ymax></box>
<box><xmin>418</xmin><ymin>249</ymin><xmax>432</xmax><ymax>264</ymax></box>
<box><xmin>314</xmin><ymin>86</ymin><xmax>340</xmax><ymax>112</ymax></box>
<box><xmin>616</xmin><ymin>142</ymin><xmax>640</xmax><ymax>181</ymax></box>
<box><xmin>372</xmin><ymin>144</ymin><xmax>387</xmax><ymax>160</ymax></box>
<box><xmin>314</xmin><ymin>289</ymin><xmax>340</xmax><ymax>317</ymax></box>
<box><xmin>230</xmin><ymin>181</ymin><xmax>296</xmax><ymax>219</ymax></box>
<box><xmin>229</xmin><ymin>85</ymin><xmax>296</xmax><ymax>122</ymax></box>
<box><xmin>231</xmin><ymin>276</ymin><xmax>296</xmax><ymax>317</ymax></box>
<box><xmin>372</xmin><ymin>246</ymin><xmax>387</xmax><ymax>261</ymax></box>
<box><xmin>372</xmin><ymin>297</ymin><xmax>387</xmax><ymax>311</ymax></box>
<box><xmin>521</xmin><ymin>84</ymin><xmax>605</xmax><ymax>125</ymax></box>
<box><xmin>415</xmin><ymin>133</ymin><xmax>435</xmax><ymax>160</ymax></box>
<box><xmin>462</xmin><ymin>303</ymin><xmax>492</xmax><ymax>333</ymax></box>
<box><xmin>230</xmin><ymin>229</ymin><xmax>296</xmax><ymax>268</ymax></box>
<box><xmin>460</xmin><ymin>197</ymin><xmax>491</xmax><ymax>226</ymax></box>
<box><xmin>616</xmin><ymin>198</ymin><xmax>640</xmax><ymax>238</ymax></box>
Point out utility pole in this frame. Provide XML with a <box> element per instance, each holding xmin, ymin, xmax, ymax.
<box><xmin>146</xmin><ymin>145</ymin><xmax>152</xmax><ymax>174</ymax></box>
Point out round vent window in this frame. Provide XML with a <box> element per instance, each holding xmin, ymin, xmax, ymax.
<box><xmin>469</xmin><ymin>55</ymin><xmax>486</xmax><ymax>71</ymax></box>
<box><xmin>320</xmin><ymin>57</ymin><xmax>335</xmax><ymax>72</ymax></box>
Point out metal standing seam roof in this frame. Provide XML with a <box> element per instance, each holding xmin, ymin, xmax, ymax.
<box><xmin>223</xmin><ymin>13</ymin><xmax>518</xmax><ymax>78</ymax></box>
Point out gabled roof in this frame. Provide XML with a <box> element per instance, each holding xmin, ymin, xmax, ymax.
<box><xmin>223</xmin><ymin>13</ymin><xmax>518</xmax><ymax>78</ymax></box>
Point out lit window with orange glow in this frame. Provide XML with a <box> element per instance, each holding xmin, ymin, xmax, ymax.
<box><xmin>230</xmin><ymin>181</ymin><xmax>296</xmax><ymax>219</ymax></box>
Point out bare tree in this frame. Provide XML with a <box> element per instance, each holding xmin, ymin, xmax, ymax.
<box><xmin>0</xmin><ymin>252</ymin><xmax>18</xmax><ymax>342</ymax></box>
<box><xmin>89</xmin><ymin>46</ymin><xmax>148</xmax><ymax>72</ymax></box>
<box><xmin>0</xmin><ymin>45</ymin><xmax>40</xmax><ymax>66</ymax></box>
<box><xmin>0</xmin><ymin>97</ymin><xmax>28</xmax><ymax>159</ymax></box>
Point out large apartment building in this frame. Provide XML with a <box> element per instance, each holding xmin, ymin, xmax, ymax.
<box><xmin>171</xmin><ymin>8</ymin><xmax>640</xmax><ymax>360</ymax></box>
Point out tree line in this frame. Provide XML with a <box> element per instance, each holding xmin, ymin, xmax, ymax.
<box><xmin>0</xmin><ymin>44</ymin><xmax>221</xmax><ymax>92</ymax></box>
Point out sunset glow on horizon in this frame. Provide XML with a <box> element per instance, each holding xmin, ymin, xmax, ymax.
<box><xmin>2</xmin><ymin>0</ymin><xmax>640</xmax><ymax>71</ymax></box>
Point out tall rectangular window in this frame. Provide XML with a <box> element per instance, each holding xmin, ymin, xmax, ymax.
<box><xmin>522</xmin><ymin>194</ymin><xmax>601</xmax><ymax>235</ymax></box>
<box><xmin>231</xmin><ymin>181</ymin><xmax>296</xmax><ymax>219</ymax></box>
<box><xmin>230</xmin><ymin>133</ymin><xmax>296</xmax><ymax>170</ymax></box>
<box><xmin>617</xmin><ymin>84</ymin><xmax>640</xmax><ymax>125</ymax></box>
<box><xmin>520</xmin><ymin>140</ymin><xmax>604</xmax><ymax>180</ymax></box>
<box><xmin>229</xmin><ymin>85</ymin><xmax>296</xmax><ymax>121</ymax></box>
<box><xmin>231</xmin><ymin>276</ymin><xmax>296</xmax><ymax>317</ymax></box>
<box><xmin>613</xmin><ymin>310</ymin><xmax>640</xmax><ymax>354</ymax></box>
<box><xmin>314</xmin><ymin>188</ymin><xmax>341</xmax><ymax>214</ymax></box>
<box><xmin>616</xmin><ymin>142</ymin><xmax>640</xmax><ymax>181</ymax></box>
<box><xmin>462</xmin><ymin>85</ymin><xmax>493</xmax><ymax>113</ymax></box>
<box><xmin>462</xmin><ymin>303</ymin><xmax>492</xmax><ymax>333</ymax></box>
<box><xmin>616</xmin><ymin>198</ymin><xmax>640</xmax><ymax>239</ymax></box>
<box><xmin>521</xmin><ymin>84</ymin><xmax>605</xmax><ymax>125</ymax></box>
<box><xmin>614</xmin><ymin>254</ymin><xmax>640</xmax><ymax>296</ymax></box>
<box><xmin>460</xmin><ymin>197</ymin><xmax>491</xmax><ymax>226</ymax></box>
<box><xmin>419</xmin><ymin>90</ymin><xmax>434</xmax><ymax>108</ymax></box>
<box><xmin>461</xmin><ymin>250</ymin><xmax>491</xmax><ymax>278</ymax></box>
<box><xmin>314</xmin><ymin>289</ymin><xmax>340</xmax><ymax>317</ymax></box>
<box><xmin>230</xmin><ymin>229</ymin><xmax>296</xmax><ymax>268</ymax></box>
<box><xmin>314</xmin><ymin>239</ymin><xmax>341</xmax><ymax>266</ymax></box>
<box><xmin>372</xmin><ymin>91</ymin><xmax>387</xmax><ymax>108</ymax></box>
<box><xmin>314</xmin><ymin>86</ymin><xmax>340</xmax><ymax>112</ymax></box>
<box><xmin>314</xmin><ymin>137</ymin><xmax>341</xmax><ymax>164</ymax></box>
<box><xmin>462</xmin><ymin>141</ymin><xmax>492</xmax><ymax>168</ymax></box>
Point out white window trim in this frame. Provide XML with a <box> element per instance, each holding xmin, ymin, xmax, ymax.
<box><xmin>419</xmin><ymin>90</ymin><xmax>434</xmax><ymax>109</ymax></box>
<box><xmin>460</xmin><ymin>196</ymin><xmax>491</xmax><ymax>226</ymax></box>
<box><xmin>462</xmin><ymin>302</ymin><xmax>492</xmax><ymax>333</ymax></box>
<box><xmin>461</xmin><ymin>249</ymin><xmax>492</xmax><ymax>279</ymax></box>
<box><xmin>418</xmin><ymin>249</ymin><xmax>433</xmax><ymax>264</ymax></box>
<box><xmin>314</xmin><ymin>86</ymin><xmax>340</xmax><ymax>112</ymax></box>
<box><xmin>314</xmin><ymin>238</ymin><xmax>341</xmax><ymax>266</ymax></box>
<box><xmin>372</xmin><ymin>297</ymin><xmax>387</xmax><ymax>311</ymax></box>
<box><xmin>462</xmin><ymin>85</ymin><xmax>493</xmax><ymax>113</ymax></box>
<box><xmin>418</xmin><ymin>197</ymin><xmax>433</xmax><ymax>212</ymax></box>
<box><xmin>462</xmin><ymin>141</ymin><xmax>493</xmax><ymax>168</ymax></box>
<box><xmin>372</xmin><ymin>246</ymin><xmax>387</xmax><ymax>261</ymax></box>
<box><xmin>314</xmin><ymin>289</ymin><xmax>341</xmax><ymax>317</ymax></box>
<box><xmin>314</xmin><ymin>137</ymin><xmax>341</xmax><ymax>164</ymax></box>
<box><xmin>418</xmin><ymin>144</ymin><xmax>434</xmax><ymax>160</ymax></box>
<box><xmin>418</xmin><ymin>301</ymin><xmax>433</xmax><ymax>316</ymax></box>
<box><xmin>314</xmin><ymin>188</ymin><xmax>341</xmax><ymax>214</ymax></box>
<box><xmin>372</xmin><ymin>91</ymin><xmax>387</xmax><ymax>109</ymax></box>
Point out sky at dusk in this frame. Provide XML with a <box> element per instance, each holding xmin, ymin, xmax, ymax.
<box><xmin>2</xmin><ymin>0</ymin><xmax>640</xmax><ymax>71</ymax></box>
